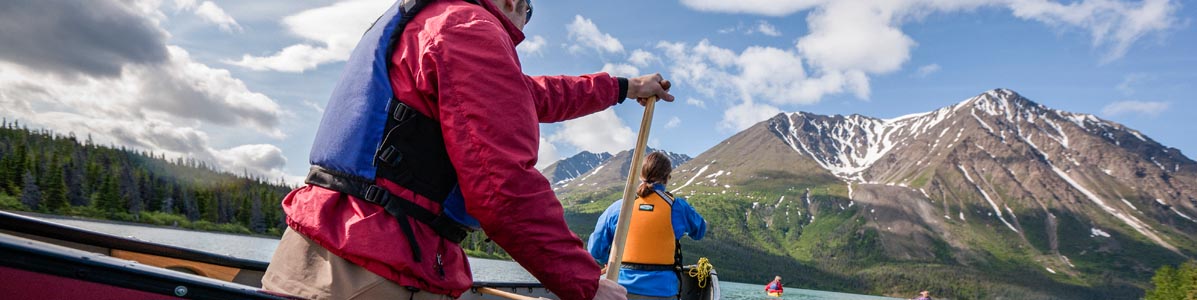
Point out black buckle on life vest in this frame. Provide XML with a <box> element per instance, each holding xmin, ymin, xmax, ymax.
<box><xmin>377</xmin><ymin>145</ymin><xmax>403</xmax><ymax>167</ymax></box>
<box><xmin>364</xmin><ymin>184</ymin><xmax>386</xmax><ymax>204</ymax></box>
<box><xmin>392</xmin><ymin>101</ymin><xmax>416</xmax><ymax>123</ymax></box>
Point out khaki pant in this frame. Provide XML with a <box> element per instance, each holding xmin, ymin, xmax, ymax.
<box><xmin>262</xmin><ymin>228</ymin><xmax>453</xmax><ymax>300</ymax></box>
<box><xmin>627</xmin><ymin>294</ymin><xmax>674</xmax><ymax>300</ymax></box>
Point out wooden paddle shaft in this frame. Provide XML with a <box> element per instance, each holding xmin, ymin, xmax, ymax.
<box><xmin>477</xmin><ymin>287</ymin><xmax>546</xmax><ymax>300</ymax></box>
<box><xmin>605</xmin><ymin>96</ymin><xmax>658</xmax><ymax>281</ymax></box>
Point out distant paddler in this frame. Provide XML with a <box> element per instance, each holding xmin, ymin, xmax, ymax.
<box><xmin>588</xmin><ymin>151</ymin><xmax>708</xmax><ymax>298</ymax></box>
<box><xmin>765</xmin><ymin>276</ymin><xmax>783</xmax><ymax>298</ymax></box>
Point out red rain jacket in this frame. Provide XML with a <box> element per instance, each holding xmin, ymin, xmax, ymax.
<box><xmin>283</xmin><ymin>0</ymin><xmax>619</xmax><ymax>299</ymax></box>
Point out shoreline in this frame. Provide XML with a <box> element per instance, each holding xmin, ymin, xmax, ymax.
<box><xmin>4</xmin><ymin>209</ymin><xmax>282</xmax><ymax>240</ymax></box>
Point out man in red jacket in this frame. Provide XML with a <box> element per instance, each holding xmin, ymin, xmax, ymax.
<box><xmin>261</xmin><ymin>0</ymin><xmax>673</xmax><ymax>299</ymax></box>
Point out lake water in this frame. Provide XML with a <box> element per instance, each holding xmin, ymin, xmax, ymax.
<box><xmin>34</xmin><ymin>216</ymin><xmax>901</xmax><ymax>300</ymax></box>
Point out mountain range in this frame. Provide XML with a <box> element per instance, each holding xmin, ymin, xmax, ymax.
<box><xmin>545</xmin><ymin>89</ymin><xmax>1196</xmax><ymax>299</ymax></box>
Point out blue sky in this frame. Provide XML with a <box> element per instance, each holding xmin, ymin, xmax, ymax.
<box><xmin>0</xmin><ymin>0</ymin><xmax>1193</xmax><ymax>184</ymax></box>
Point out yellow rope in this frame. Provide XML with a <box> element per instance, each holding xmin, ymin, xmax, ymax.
<box><xmin>687</xmin><ymin>257</ymin><xmax>714</xmax><ymax>288</ymax></box>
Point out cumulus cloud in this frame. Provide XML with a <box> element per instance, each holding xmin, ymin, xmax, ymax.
<box><xmin>140</xmin><ymin>47</ymin><xmax>284</xmax><ymax>135</ymax></box>
<box><xmin>213</xmin><ymin>144</ymin><xmax>289</xmax><ymax>178</ymax></box>
<box><xmin>659</xmin><ymin>40</ymin><xmax>864</xmax><ymax>106</ymax></box>
<box><xmin>629</xmin><ymin>49</ymin><xmax>659</xmax><ymax>67</ymax></box>
<box><xmin>0</xmin><ymin>0</ymin><xmax>170</xmax><ymax>78</ymax></box>
<box><xmin>567</xmin><ymin>15</ymin><xmax>625</xmax><ymax>55</ymax></box>
<box><xmin>518</xmin><ymin>35</ymin><xmax>548</xmax><ymax>57</ymax></box>
<box><xmin>226</xmin><ymin>0</ymin><xmax>392</xmax><ymax>72</ymax></box>
<box><xmin>548</xmin><ymin>110</ymin><xmax>636</xmax><ymax>154</ymax></box>
<box><xmin>1101</xmin><ymin>101</ymin><xmax>1169</xmax><ymax>117</ymax></box>
<box><xmin>756</xmin><ymin>20</ymin><xmax>783</xmax><ymax>36</ymax></box>
<box><xmin>682</xmin><ymin>0</ymin><xmax>1178</xmax><ymax>64</ymax></box>
<box><xmin>916</xmin><ymin>64</ymin><xmax>941</xmax><ymax>77</ymax></box>
<box><xmin>796</xmin><ymin>1</ymin><xmax>914</xmax><ymax>74</ymax></box>
<box><xmin>722</xmin><ymin>101</ymin><xmax>781</xmax><ymax>131</ymax></box>
<box><xmin>665</xmin><ymin>116</ymin><xmax>682</xmax><ymax>129</ymax></box>
<box><xmin>666</xmin><ymin>0</ymin><xmax>1178</xmax><ymax>131</ymax></box>
<box><xmin>174</xmin><ymin>0</ymin><xmax>242</xmax><ymax>32</ymax></box>
<box><xmin>716</xmin><ymin>20</ymin><xmax>785</xmax><ymax>36</ymax></box>
<box><xmin>681</xmin><ymin>0</ymin><xmax>822</xmax><ymax>17</ymax></box>
<box><xmin>0</xmin><ymin>0</ymin><xmax>290</xmax><ymax>180</ymax></box>
<box><xmin>685</xmin><ymin>98</ymin><xmax>707</xmax><ymax>109</ymax></box>
<box><xmin>601</xmin><ymin>63</ymin><xmax>640</xmax><ymax>78</ymax></box>
<box><xmin>536</xmin><ymin>137</ymin><xmax>559</xmax><ymax>171</ymax></box>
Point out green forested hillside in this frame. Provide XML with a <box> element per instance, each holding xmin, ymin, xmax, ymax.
<box><xmin>0</xmin><ymin>119</ymin><xmax>291</xmax><ymax>235</ymax></box>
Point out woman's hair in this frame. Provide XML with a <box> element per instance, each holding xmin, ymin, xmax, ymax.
<box><xmin>636</xmin><ymin>152</ymin><xmax>673</xmax><ymax>198</ymax></box>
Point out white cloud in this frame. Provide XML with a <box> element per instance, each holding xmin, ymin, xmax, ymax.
<box><xmin>601</xmin><ymin>63</ymin><xmax>640</xmax><ymax>78</ymax></box>
<box><xmin>916</xmin><ymin>63</ymin><xmax>941</xmax><ymax>77</ymax></box>
<box><xmin>685</xmin><ymin>98</ymin><xmax>707</xmax><ymax>109</ymax></box>
<box><xmin>659</xmin><ymin>40</ymin><xmax>863</xmax><ymax>105</ymax></box>
<box><xmin>629</xmin><ymin>49</ymin><xmax>659</xmax><ymax>67</ymax></box>
<box><xmin>756</xmin><ymin>20</ymin><xmax>782</xmax><ymax>36</ymax></box>
<box><xmin>665</xmin><ymin>116</ymin><xmax>682</xmax><ymax>129</ymax></box>
<box><xmin>657</xmin><ymin>40</ymin><xmax>737</xmax><ymax>101</ymax></box>
<box><xmin>174</xmin><ymin>0</ymin><xmax>242</xmax><ymax>32</ymax></box>
<box><xmin>536</xmin><ymin>137</ymin><xmax>559</xmax><ymax>171</ymax></box>
<box><xmin>682</xmin><ymin>0</ymin><xmax>1178</xmax><ymax>64</ymax></box>
<box><xmin>680</xmin><ymin>0</ymin><xmax>823</xmax><ymax>17</ymax></box>
<box><xmin>0</xmin><ymin>0</ymin><xmax>290</xmax><ymax>181</ymax></box>
<box><xmin>722</xmin><ymin>100</ymin><xmax>781</xmax><ymax>132</ymax></box>
<box><xmin>518</xmin><ymin>35</ymin><xmax>548</xmax><ymax>57</ymax></box>
<box><xmin>567</xmin><ymin>15</ymin><xmax>625</xmax><ymax>55</ymax></box>
<box><xmin>659</xmin><ymin>40</ymin><xmax>869</xmax><ymax>129</ymax></box>
<box><xmin>796</xmin><ymin>1</ymin><xmax>914</xmax><ymax>74</ymax></box>
<box><xmin>213</xmin><ymin>144</ymin><xmax>289</xmax><ymax>179</ymax></box>
<box><xmin>303</xmin><ymin>100</ymin><xmax>325</xmax><ymax>114</ymax></box>
<box><xmin>549</xmin><ymin>110</ymin><xmax>636</xmax><ymax>154</ymax></box>
<box><xmin>1117</xmin><ymin>73</ymin><xmax>1150</xmax><ymax>95</ymax></box>
<box><xmin>1006</xmin><ymin>0</ymin><xmax>1178</xmax><ymax>62</ymax></box>
<box><xmin>1101</xmin><ymin>101</ymin><xmax>1169</xmax><ymax>117</ymax></box>
<box><xmin>2</xmin><ymin>47</ymin><xmax>284</xmax><ymax>138</ymax></box>
<box><xmin>715</xmin><ymin>21</ymin><xmax>784</xmax><ymax>36</ymax></box>
<box><xmin>226</xmin><ymin>0</ymin><xmax>392</xmax><ymax>72</ymax></box>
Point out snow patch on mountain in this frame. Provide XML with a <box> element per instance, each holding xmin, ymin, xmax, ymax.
<box><xmin>959</xmin><ymin>165</ymin><xmax>1019</xmax><ymax>233</ymax></box>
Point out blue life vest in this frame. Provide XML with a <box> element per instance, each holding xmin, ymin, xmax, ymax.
<box><xmin>305</xmin><ymin>0</ymin><xmax>480</xmax><ymax>261</ymax></box>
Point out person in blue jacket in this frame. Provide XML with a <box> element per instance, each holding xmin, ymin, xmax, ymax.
<box><xmin>588</xmin><ymin>151</ymin><xmax>707</xmax><ymax>299</ymax></box>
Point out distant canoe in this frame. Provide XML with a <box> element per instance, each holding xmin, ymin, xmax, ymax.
<box><xmin>0</xmin><ymin>211</ymin><xmax>718</xmax><ymax>299</ymax></box>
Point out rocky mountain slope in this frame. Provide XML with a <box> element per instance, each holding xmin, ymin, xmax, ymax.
<box><xmin>552</xmin><ymin>89</ymin><xmax>1197</xmax><ymax>299</ymax></box>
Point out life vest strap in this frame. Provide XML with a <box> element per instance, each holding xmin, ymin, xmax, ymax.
<box><xmin>374</xmin><ymin>100</ymin><xmax>458</xmax><ymax>203</ymax></box>
<box><xmin>620</xmin><ymin>262</ymin><xmax>678</xmax><ymax>272</ymax></box>
<box><xmin>306</xmin><ymin>166</ymin><xmax>469</xmax><ymax>244</ymax></box>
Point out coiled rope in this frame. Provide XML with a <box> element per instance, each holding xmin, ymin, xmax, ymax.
<box><xmin>687</xmin><ymin>257</ymin><xmax>714</xmax><ymax>288</ymax></box>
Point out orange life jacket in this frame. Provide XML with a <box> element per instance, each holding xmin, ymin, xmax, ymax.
<box><xmin>621</xmin><ymin>190</ymin><xmax>677</xmax><ymax>266</ymax></box>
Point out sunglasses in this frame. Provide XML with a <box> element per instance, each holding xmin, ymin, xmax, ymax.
<box><xmin>524</xmin><ymin>0</ymin><xmax>533</xmax><ymax>23</ymax></box>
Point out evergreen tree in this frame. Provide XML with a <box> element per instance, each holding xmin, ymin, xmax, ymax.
<box><xmin>0</xmin><ymin>153</ymin><xmax>9</xmax><ymax>195</ymax></box>
<box><xmin>9</xmin><ymin>141</ymin><xmax>28</xmax><ymax>195</ymax></box>
<box><xmin>65</xmin><ymin>156</ymin><xmax>86</xmax><ymax>206</ymax></box>
<box><xmin>20</xmin><ymin>170</ymin><xmax>41</xmax><ymax>210</ymax></box>
<box><xmin>1146</xmin><ymin>260</ymin><xmax>1197</xmax><ymax>300</ymax></box>
<box><xmin>96</xmin><ymin>173</ymin><xmax>122</xmax><ymax>214</ymax></box>
<box><xmin>84</xmin><ymin>160</ymin><xmax>102</xmax><ymax>197</ymax></box>
<box><xmin>42</xmin><ymin>155</ymin><xmax>68</xmax><ymax>212</ymax></box>
<box><xmin>250</xmin><ymin>190</ymin><xmax>266</xmax><ymax>233</ymax></box>
<box><xmin>182</xmin><ymin>191</ymin><xmax>200</xmax><ymax>221</ymax></box>
<box><xmin>119</xmin><ymin>164</ymin><xmax>142</xmax><ymax>214</ymax></box>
